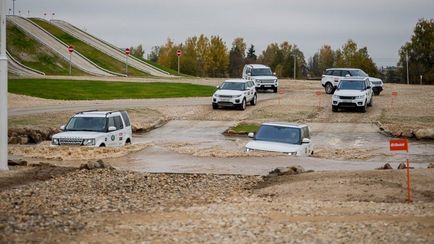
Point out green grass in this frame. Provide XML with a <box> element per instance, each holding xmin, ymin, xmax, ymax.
<box><xmin>6</xmin><ymin>22</ymin><xmax>86</xmax><ymax>76</ymax></box>
<box><xmin>30</xmin><ymin>18</ymin><xmax>149</xmax><ymax>77</ymax></box>
<box><xmin>230</xmin><ymin>123</ymin><xmax>260</xmax><ymax>134</ymax></box>
<box><xmin>8</xmin><ymin>79</ymin><xmax>215</xmax><ymax>100</ymax></box>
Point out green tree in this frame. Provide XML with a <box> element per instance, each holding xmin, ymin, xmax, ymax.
<box><xmin>229</xmin><ymin>37</ymin><xmax>246</xmax><ymax>77</ymax></box>
<box><xmin>129</xmin><ymin>44</ymin><xmax>145</xmax><ymax>59</ymax></box>
<box><xmin>148</xmin><ymin>46</ymin><xmax>160</xmax><ymax>62</ymax></box>
<box><xmin>335</xmin><ymin>40</ymin><xmax>378</xmax><ymax>76</ymax></box>
<box><xmin>246</xmin><ymin>44</ymin><xmax>257</xmax><ymax>64</ymax></box>
<box><xmin>398</xmin><ymin>18</ymin><xmax>434</xmax><ymax>84</ymax></box>
<box><xmin>207</xmin><ymin>36</ymin><xmax>228</xmax><ymax>77</ymax></box>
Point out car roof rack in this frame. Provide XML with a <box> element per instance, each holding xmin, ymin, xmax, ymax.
<box><xmin>75</xmin><ymin>110</ymin><xmax>99</xmax><ymax>114</ymax></box>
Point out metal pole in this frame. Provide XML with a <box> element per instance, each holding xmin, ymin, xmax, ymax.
<box><xmin>69</xmin><ymin>52</ymin><xmax>72</xmax><ymax>75</ymax></box>
<box><xmin>177</xmin><ymin>55</ymin><xmax>180</xmax><ymax>75</ymax></box>
<box><xmin>0</xmin><ymin>0</ymin><xmax>9</xmax><ymax>170</ymax></box>
<box><xmin>125</xmin><ymin>55</ymin><xmax>128</xmax><ymax>76</ymax></box>
<box><xmin>406</xmin><ymin>52</ymin><xmax>409</xmax><ymax>85</ymax></box>
<box><xmin>12</xmin><ymin>0</ymin><xmax>15</xmax><ymax>15</ymax></box>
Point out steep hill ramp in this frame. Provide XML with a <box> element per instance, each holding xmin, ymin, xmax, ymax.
<box><xmin>8</xmin><ymin>16</ymin><xmax>117</xmax><ymax>77</ymax></box>
<box><xmin>7</xmin><ymin>51</ymin><xmax>45</xmax><ymax>77</ymax></box>
<box><xmin>51</xmin><ymin>19</ymin><xmax>172</xmax><ymax>77</ymax></box>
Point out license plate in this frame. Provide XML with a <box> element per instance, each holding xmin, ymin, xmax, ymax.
<box><xmin>220</xmin><ymin>98</ymin><xmax>230</xmax><ymax>102</ymax></box>
<box><xmin>264</xmin><ymin>85</ymin><xmax>272</xmax><ymax>87</ymax></box>
<box><xmin>342</xmin><ymin>99</ymin><xmax>353</xmax><ymax>102</ymax></box>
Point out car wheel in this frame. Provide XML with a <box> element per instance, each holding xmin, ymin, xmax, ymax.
<box><xmin>239</xmin><ymin>99</ymin><xmax>246</xmax><ymax>110</ymax></box>
<box><xmin>368</xmin><ymin>96</ymin><xmax>373</xmax><ymax>107</ymax></box>
<box><xmin>212</xmin><ymin>103</ymin><xmax>218</xmax><ymax>109</ymax></box>
<box><xmin>99</xmin><ymin>143</ymin><xmax>106</xmax><ymax>147</ymax></box>
<box><xmin>125</xmin><ymin>138</ymin><xmax>132</xmax><ymax>145</ymax></box>
<box><xmin>250</xmin><ymin>94</ymin><xmax>257</xmax><ymax>105</ymax></box>
<box><xmin>273</xmin><ymin>87</ymin><xmax>278</xmax><ymax>93</ymax></box>
<box><xmin>325</xmin><ymin>83</ymin><xmax>334</xmax><ymax>94</ymax></box>
<box><xmin>332</xmin><ymin>105</ymin><xmax>338</xmax><ymax>112</ymax></box>
<box><xmin>374</xmin><ymin>91</ymin><xmax>380</xmax><ymax>96</ymax></box>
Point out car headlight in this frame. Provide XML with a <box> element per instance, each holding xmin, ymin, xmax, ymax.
<box><xmin>245</xmin><ymin>148</ymin><xmax>254</xmax><ymax>152</ymax></box>
<box><xmin>332</xmin><ymin>95</ymin><xmax>339</xmax><ymax>99</ymax></box>
<box><xmin>288</xmin><ymin>152</ymin><xmax>297</xmax><ymax>156</ymax></box>
<box><xmin>356</xmin><ymin>95</ymin><xmax>365</xmax><ymax>99</ymax></box>
<box><xmin>82</xmin><ymin>139</ymin><xmax>96</xmax><ymax>146</ymax></box>
<box><xmin>52</xmin><ymin>138</ymin><xmax>59</xmax><ymax>145</ymax></box>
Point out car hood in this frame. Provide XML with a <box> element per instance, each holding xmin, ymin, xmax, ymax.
<box><xmin>214</xmin><ymin>90</ymin><xmax>245</xmax><ymax>96</ymax></box>
<box><xmin>53</xmin><ymin>131</ymin><xmax>107</xmax><ymax>139</ymax></box>
<box><xmin>368</xmin><ymin>77</ymin><xmax>382</xmax><ymax>82</ymax></box>
<box><xmin>334</xmin><ymin>90</ymin><xmax>366</xmax><ymax>96</ymax></box>
<box><xmin>246</xmin><ymin>140</ymin><xmax>300</xmax><ymax>153</ymax></box>
<box><xmin>251</xmin><ymin>76</ymin><xmax>277</xmax><ymax>80</ymax></box>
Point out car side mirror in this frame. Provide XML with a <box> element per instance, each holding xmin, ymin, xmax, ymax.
<box><xmin>302</xmin><ymin>138</ymin><xmax>311</xmax><ymax>144</ymax></box>
<box><xmin>273</xmin><ymin>72</ymin><xmax>276</xmax><ymax>76</ymax></box>
<box><xmin>248</xmin><ymin>132</ymin><xmax>255</xmax><ymax>138</ymax></box>
<box><xmin>216</xmin><ymin>85</ymin><xmax>220</xmax><ymax>89</ymax></box>
<box><xmin>108</xmin><ymin>126</ymin><xmax>117</xmax><ymax>132</ymax></box>
<box><xmin>60</xmin><ymin>125</ymin><xmax>65</xmax><ymax>131</ymax></box>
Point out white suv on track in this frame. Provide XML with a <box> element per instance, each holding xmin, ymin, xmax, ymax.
<box><xmin>332</xmin><ymin>78</ymin><xmax>373</xmax><ymax>112</ymax></box>
<box><xmin>51</xmin><ymin>111</ymin><xmax>132</xmax><ymax>147</ymax></box>
<box><xmin>242</xmin><ymin>64</ymin><xmax>278</xmax><ymax>93</ymax></box>
<box><xmin>212</xmin><ymin>79</ymin><xmax>257</xmax><ymax>110</ymax></box>
<box><xmin>321</xmin><ymin>68</ymin><xmax>383</xmax><ymax>95</ymax></box>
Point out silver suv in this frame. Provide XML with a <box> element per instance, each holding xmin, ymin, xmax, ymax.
<box><xmin>321</xmin><ymin>68</ymin><xmax>383</xmax><ymax>95</ymax></box>
<box><xmin>242</xmin><ymin>64</ymin><xmax>278</xmax><ymax>93</ymax></box>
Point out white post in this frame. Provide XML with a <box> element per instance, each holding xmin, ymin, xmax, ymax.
<box><xmin>0</xmin><ymin>0</ymin><xmax>9</xmax><ymax>170</ymax></box>
<box><xmin>406</xmin><ymin>52</ymin><xmax>409</xmax><ymax>85</ymax></box>
<box><xmin>177</xmin><ymin>55</ymin><xmax>180</xmax><ymax>75</ymax></box>
<box><xmin>69</xmin><ymin>52</ymin><xmax>72</xmax><ymax>75</ymax></box>
<box><xmin>125</xmin><ymin>55</ymin><xmax>128</xmax><ymax>76</ymax></box>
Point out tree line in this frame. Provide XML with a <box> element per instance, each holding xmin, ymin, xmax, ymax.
<box><xmin>143</xmin><ymin>18</ymin><xmax>433</xmax><ymax>84</ymax></box>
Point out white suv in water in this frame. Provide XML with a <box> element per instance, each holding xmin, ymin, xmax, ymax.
<box><xmin>321</xmin><ymin>68</ymin><xmax>383</xmax><ymax>95</ymax></box>
<box><xmin>332</xmin><ymin>78</ymin><xmax>373</xmax><ymax>112</ymax></box>
<box><xmin>242</xmin><ymin>64</ymin><xmax>278</xmax><ymax>93</ymax></box>
<box><xmin>212</xmin><ymin>79</ymin><xmax>257</xmax><ymax>110</ymax></box>
<box><xmin>245</xmin><ymin>122</ymin><xmax>313</xmax><ymax>156</ymax></box>
<box><xmin>51</xmin><ymin>111</ymin><xmax>132</xmax><ymax>147</ymax></box>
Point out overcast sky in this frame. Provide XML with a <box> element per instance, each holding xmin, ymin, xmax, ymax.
<box><xmin>9</xmin><ymin>0</ymin><xmax>434</xmax><ymax>67</ymax></box>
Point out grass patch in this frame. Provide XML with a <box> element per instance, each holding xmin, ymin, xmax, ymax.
<box><xmin>6</xmin><ymin>22</ymin><xmax>86</xmax><ymax>76</ymax></box>
<box><xmin>30</xmin><ymin>18</ymin><xmax>149</xmax><ymax>77</ymax></box>
<box><xmin>8</xmin><ymin>79</ymin><xmax>215</xmax><ymax>100</ymax></box>
<box><xmin>228</xmin><ymin>123</ymin><xmax>260</xmax><ymax>135</ymax></box>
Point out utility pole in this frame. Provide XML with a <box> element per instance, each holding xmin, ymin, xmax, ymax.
<box><xmin>406</xmin><ymin>51</ymin><xmax>409</xmax><ymax>85</ymax></box>
<box><xmin>12</xmin><ymin>0</ymin><xmax>15</xmax><ymax>15</ymax></box>
<box><xmin>0</xmin><ymin>0</ymin><xmax>9</xmax><ymax>170</ymax></box>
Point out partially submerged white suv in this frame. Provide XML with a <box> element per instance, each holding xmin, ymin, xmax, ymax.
<box><xmin>245</xmin><ymin>122</ymin><xmax>313</xmax><ymax>156</ymax></box>
<box><xmin>332</xmin><ymin>78</ymin><xmax>373</xmax><ymax>112</ymax></box>
<box><xmin>321</xmin><ymin>68</ymin><xmax>383</xmax><ymax>95</ymax></box>
<box><xmin>242</xmin><ymin>64</ymin><xmax>278</xmax><ymax>93</ymax></box>
<box><xmin>212</xmin><ymin>79</ymin><xmax>257</xmax><ymax>110</ymax></box>
<box><xmin>52</xmin><ymin>111</ymin><xmax>132</xmax><ymax>147</ymax></box>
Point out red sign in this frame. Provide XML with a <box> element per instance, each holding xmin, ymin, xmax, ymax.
<box><xmin>315</xmin><ymin>91</ymin><xmax>321</xmax><ymax>96</ymax></box>
<box><xmin>125</xmin><ymin>48</ymin><xmax>130</xmax><ymax>55</ymax></box>
<box><xmin>67</xmin><ymin>46</ymin><xmax>74</xmax><ymax>53</ymax></box>
<box><xmin>389</xmin><ymin>139</ymin><xmax>408</xmax><ymax>151</ymax></box>
<box><xmin>176</xmin><ymin>50</ymin><xmax>182</xmax><ymax>57</ymax></box>
<box><xmin>278</xmin><ymin>88</ymin><xmax>284</xmax><ymax>95</ymax></box>
<box><xmin>392</xmin><ymin>91</ymin><xmax>398</xmax><ymax>96</ymax></box>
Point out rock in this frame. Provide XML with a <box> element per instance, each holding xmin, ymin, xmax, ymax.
<box><xmin>80</xmin><ymin>160</ymin><xmax>114</xmax><ymax>170</ymax></box>
<box><xmin>397</xmin><ymin>163</ymin><xmax>406</xmax><ymax>169</ymax></box>
<box><xmin>427</xmin><ymin>163</ymin><xmax>434</xmax><ymax>169</ymax></box>
<box><xmin>8</xmin><ymin>159</ymin><xmax>28</xmax><ymax>166</ymax></box>
<box><xmin>377</xmin><ymin>163</ymin><xmax>393</xmax><ymax>170</ymax></box>
<box><xmin>268</xmin><ymin>165</ymin><xmax>305</xmax><ymax>176</ymax></box>
<box><xmin>414</xmin><ymin>128</ymin><xmax>434</xmax><ymax>140</ymax></box>
<box><xmin>401</xmin><ymin>130</ymin><xmax>414</xmax><ymax>138</ymax></box>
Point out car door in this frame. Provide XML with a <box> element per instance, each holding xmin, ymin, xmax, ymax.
<box><xmin>365</xmin><ymin>79</ymin><xmax>373</xmax><ymax>101</ymax></box>
<box><xmin>331</xmin><ymin>70</ymin><xmax>342</xmax><ymax>86</ymax></box>
<box><xmin>301</xmin><ymin>127</ymin><xmax>313</xmax><ymax>155</ymax></box>
<box><xmin>247</xmin><ymin>81</ymin><xmax>254</xmax><ymax>101</ymax></box>
<box><xmin>106</xmin><ymin>116</ymin><xmax>118</xmax><ymax>147</ymax></box>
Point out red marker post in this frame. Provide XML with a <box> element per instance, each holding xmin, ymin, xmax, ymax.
<box><xmin>176</xmin><ymin>50</ymin><xmax>182</xmax><ymax>74</ymax></box>
<box><xmin>67</xmin><ymin>45</ymin><xmax>74</xmax><ymax>75</ymax></box>
<box><xmin>315</xmin><ymin>91</ymin><xmax>322</xmax><ymax>108</ymax></box>
<box><xmin>389</xmin><ymin>139</ymin><xmax>412</xmax><ymax>203</ymax></box>
<box><xmin>125</xmin><ymin>48</ymin><xmax>130</xmax><ymax>76</ymax></box>
<box><xmin>391</xmin><ymin>91</ymin><xmax>398</xmax><ymax>108</ymax></box>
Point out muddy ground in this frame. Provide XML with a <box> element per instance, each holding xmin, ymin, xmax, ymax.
<box><xmin>1</xmin><ymin>166</ymin><xmax>433</xmax><ymax>242</ymax></box>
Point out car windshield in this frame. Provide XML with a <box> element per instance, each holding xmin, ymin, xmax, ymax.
<box><xmin>349</xmin><ymin>70</ymin><xmax>368</xmax><ymax>77</ymax></box>
<box><xmin>65</xmin><ymin>117</ymin><xmax>107</xmax><ymax>132</ymax></box>
<box><xmin>220</xmin><ymin>82</ymin><xmax>245</xmax><ymax>91</ymax></box>
<box><xmin>255</xmin><ymin>125</ymin><xmax>301</xmax><ymax>144</ymax></box>
<box><xmin>251</xmin><ymin>68</ymin><xmax>272</xmax><ymax>76</ymax></box>
<box><xmin>338</xmin><ymin>80</ymin><xmax>366</xmax><ymax>90</ymax></box>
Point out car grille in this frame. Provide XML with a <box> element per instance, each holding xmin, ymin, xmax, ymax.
<box><xmin>218</xmin><ymin>95</ymin><xmax>234</xmax><ymax>98</ymax></box>
<box><xmin>339</xmin><ymin>96</ymin><xmax>356</xmax><ymax>100</ymax></box>
<box><xmin>59</xmin><ymin>138</ymin><xmax>83</xmax><ymax>145</ymax></box>
<box><xmin>258</xmin><ymin>79</ymin><xmax>275</xmax><ymax>84</ymax></box>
